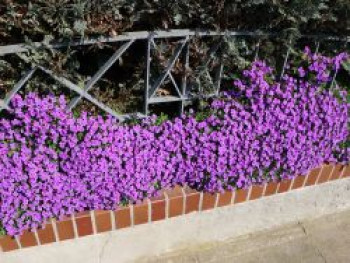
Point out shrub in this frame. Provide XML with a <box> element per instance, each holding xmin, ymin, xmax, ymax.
<box><xmin>0</xmin><ymin>49</ymin><xmax>348</xmax><ymax>236</ymax></box>
<box><xmin>1</xmin><ymin>1</ymin><xmax>349</xmax><ymax>114</ymax></box>
<box><xmin>1</xmin><ymin>1</ymin><xmax>348</xmax><ymax>44</ymax></box>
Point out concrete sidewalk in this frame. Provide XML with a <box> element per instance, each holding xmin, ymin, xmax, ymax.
<box><xmin>140</xmin><ymin>209</ymin><xmax>350</xmax><ymax>263</ymax></box>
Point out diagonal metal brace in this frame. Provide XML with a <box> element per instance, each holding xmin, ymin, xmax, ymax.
<box><xmin>0</xmin><ymin>68</ymin><xmax>36</xmax><ymax>112</ymax></box>
<box><xmin>214</xmin><ymin>60</ymin><xmax>224</xmax><ymax>95</ymax></box>
<box><xmin>149</xmin><ymin>38</ymin><xmax>188</xmax><ymax>98</ymax></box>
<box><xmin>202</xmin><ymin>40</ymin><xmax>223</xmax><ymax>68</ymax></box>
<box><xmin>68</xmin><ymin>39</ymin><xmax>135</xmax><ymax>110</ymax></box>
<box><xmin>192</xmin><ymin>39</ymin><xmax>223</xmax><ymax>94</ymax></box>
<box><xmin>0</xmin><ymin>100</ymin><xmax>8</xmax><ymax>110</ymax></box>
<box><xmin>194</xmin><ymin>39</ymin><xmax>223</xmax><ymax>83</ymax></box>
<box><xmin>328</xmin><ymin>40</ymin><xmax>349</xmax><ymax>90</ymax></box>
<box><xmin>39</xmin><ymin>67</ymin><xmax>125</xmax><ymax>121</ymax></box>
<box><xmin>151</xmin><ymin>39</ymin><xmax>183</xmax><ymax>97</ymax></box>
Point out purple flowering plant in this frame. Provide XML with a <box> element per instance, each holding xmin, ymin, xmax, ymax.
<box><xmin>0</xmin><ymin>48</ymin><xmax>348</xmax><ymax>236</ymax></box>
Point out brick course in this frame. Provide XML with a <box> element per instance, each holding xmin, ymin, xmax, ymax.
<box><xmin>1</xmin><ymin>163</ymin><xmax>349</xmax><ymax>253</ymax></box>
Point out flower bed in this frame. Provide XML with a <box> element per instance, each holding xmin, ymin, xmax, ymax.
<box><xmin>0</xmin><ymin>48</ymin><xmax>349</xmax><ymax>238</ymax></box>
<box><xmin>0</xmin><ymin>164</ymin><xmax>349</xmax><ymax>252</ymax></box>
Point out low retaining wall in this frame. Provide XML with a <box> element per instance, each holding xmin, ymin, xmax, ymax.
<box><xmin>0</xmin><ymin>163</ymin><xmax>349</xmax><ymax>254</ymax></box>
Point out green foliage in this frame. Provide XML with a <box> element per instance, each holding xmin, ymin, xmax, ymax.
<box><xmin>119</xmin><ymin>196</ymin><xmax>130</xmax><ymax>207</ymax></box>
<box><xmin>195</xmin><ymin>108</ymin><xmax>212</xmax><ymax>122</ymax></box>
<box><xmin>155</xmin><ymin>112</ymin><xmax>169</xmax><ymax>126</ymax></box>
<box><xmin>153</xmin><ymin>181</ymin><xmax>161</xmax><ymax>190</ymax></box>
<box><xmin>0</xmin><ymin>1</ymin><xmax>349</xmax><ymax>115</ymax></box>
<box><xmin>0</xmin><ymin>222</ymin><xmax>6</xmax><ymax>236</ymax></box>
<box><xmin>0</xmin><ymin>0</ymin><xmax>348</xmax><ymax>45</ymax></box>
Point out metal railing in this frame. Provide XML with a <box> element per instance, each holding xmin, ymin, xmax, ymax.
<box><xmin>0</xmin><ymin>30</ymin><xmax>349</xmax><ymax>121</ymax></box>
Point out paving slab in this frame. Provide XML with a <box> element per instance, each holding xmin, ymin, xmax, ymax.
<box><xmin>141</xmin><ymin>209</ymin><xmax>350</xmax><ymax>263</ymax></box>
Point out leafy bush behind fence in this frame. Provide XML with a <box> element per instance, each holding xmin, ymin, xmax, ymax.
<box><xmin>1</xmin><ymin>0</ymin><xmax>349</xmax><ymax>44</ymax></box>
<box><xmin>1</xmin><ymin>1</ymin><xmax>349</xmax><ymax>115</ymax></box>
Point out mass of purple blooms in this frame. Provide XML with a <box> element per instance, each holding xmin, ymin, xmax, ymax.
<box><xmin>0</xmin><ymin>48</ymin><xmax>348</xmax><ymax>236</ymax></box>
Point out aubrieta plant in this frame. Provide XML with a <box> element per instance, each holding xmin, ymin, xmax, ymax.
<box><xmin>0</xmin><ymin>49</ymin><xmax>348</xmax><ymax>236</ymax></box>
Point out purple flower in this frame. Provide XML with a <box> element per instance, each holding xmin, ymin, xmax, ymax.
<box><xmin>298</xmin><ymin>67</ymin><xmax>305</xmax><ymax>77</ymax></box>
<box><xmin>0</xmin><ymin>49</ymin><xmax>348</xmax><ymax>236</ymax></box>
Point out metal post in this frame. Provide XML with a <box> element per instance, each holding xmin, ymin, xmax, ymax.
<box><xmin>315</xmin><ymin>41</ymin><xmax>320</xmax><ymax>54</ymax></box>
<box><xmin>148</xmin><ymin>38</ymin><xmax>188</xmax><ymax>98</ymax></box>
<box><xmin>329</xmin><ymin>39</ymin><xmax>349</xmax><ymax>90</ymax></box>
<box><xmin>279</xmin><ymin>39</ymin><xmax>292</xmax><ymax>80</ymax></box>
<box><xmin>254</xmin><ymin>39</ymin><xmax>260</xmax><ymax>61</ymax></box>
<box><xmin>181</xmin><ymin>41</ymin><xmax>190</xmax><ymax>114</ymax></box>
<box><xmin>144</xmin><ymin>36</ymin><xmax>152</xmax><ymax>116</ymax></box>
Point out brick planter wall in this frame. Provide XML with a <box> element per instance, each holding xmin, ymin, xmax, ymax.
<box><xmin>1</xmin><ymin>163</ymin><xmax>349</xmax><ymax>252</ymax></box>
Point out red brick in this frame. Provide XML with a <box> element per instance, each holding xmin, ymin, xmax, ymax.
<box><xmin>342</xmin><ymin>165</ymin><xmax>350</xmax><ymax>178</ymax></box>
<box><xmin>329</xmin><ymin>164</ymin><xmax>345</xmax><ymax>181</ymax></box>
<box><xmin>305</xmin><ymin>167</ymin><xmax>322</xmax><ymax>186</ymax></box>
<box><xmin>95</xmin><ymin>211</ymin><xmax>112</xmax><ymax>233</ymax></box>
<box><xmin>201</xmin><ymin>193</ymin><xmax>217</xmax><ymax>211</ymax></box>
<box><xmin>56</xmin><ymin>217</ymin><xmax>75</xmax><ymax>241</ymax></box>
<box><xmin>291</xmin><ymin>175</ymin><xmax>306</xmax><ymax>189</ymax></box>
<box><xmin>250</xmin><ymin>185</ymin><xmax>264</xmax><ymax>200</ymax></box>
<box><xmin>185</xmin><ymin>193</ymin><xmax>200</xmax><ymax>214</ymax></box>
<box><xmin>168</xmin><ymin>196</ymin><xmax>184</xmax><ymax>218</ymax></box>
<box><xmin>133</xmin><ymin>201</ymin><xmax>149</xmax><ymax>225</ymax></box>
<box><xmin>217</xmin><ymin>191</ymin><xmax>232</xmax><ymax>207</ymax></box>
<box><xmin>234</xmin><ymin>189</ymin><xmax>248</xmax><ymax>204</ymax></box>
<box><xmin>37</xmin><ymin>223</ymin><xmax>56</xmax><ymax>244</ymax></box>
<box><xmin>264</xmin><ymin>182</ymin><xmax>278</xmax><ymax>196</ymax></box>
<box><xmin>115</xmin><ymin>207</ymin><xmax>131</xmax><ymax>229</ymax></box>
<box><xmin>151</xmin><ymin>200</ymin><xmax>166</xmax><ymax>222</ymax></box>
<box><xmin>167</xmin><ymin>186</ymin><xmax>185</xmax><ymax>199</ymax></box>
<box><xmin>0</xmin><ymin>235</ymin><xmax>19</xmax><ymax>252</ymax></box>
<box><xmin>75</xmin><ymin>213</ymin><xmax>93</xmax><ymax>237</ymax></box>
<box><xmin>19</xmin><ymin>230</ymin><xmax>37</xmax><ymax>248</ymax></box>
<box><xmin>166</xmin><ymin>186</ymin><xmax>185</xmax><ymax>217</ymax></box>
<box><xmin>277</xmin><ymin>180</ymin><xmax>292</xmax><ymax>193</ymax></box>
<box><xmin>183</xmin><ymin>186</ymin><xmax>197</xmax><ymax>195</ymax></box>
<box><xmin>317</xmin><ymin>164</ymin><xmax>333</xmax><ymax>184</ymax></box>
